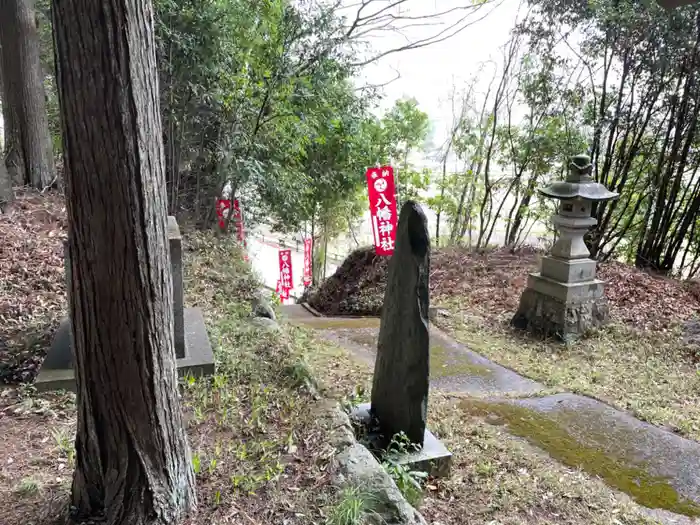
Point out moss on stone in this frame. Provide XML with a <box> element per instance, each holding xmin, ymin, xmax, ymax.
<box><xmin>459</xmin><ymin>398</ymin><xmax>700</xmax><ymax>517</ymax></box>
<box><xmin>310</xmin><ymin>322</ymin><xmax>493</xmax><ymax>381</ymax></box>
<box><xmin>294</xmin><ymin>317</ymin><xmax>381</xmax><ymax>330</ymax></box>
<box><xmin>430</xmin><ymin>344</ymin><xmax>493</xmax><ymax>380</ymax></box>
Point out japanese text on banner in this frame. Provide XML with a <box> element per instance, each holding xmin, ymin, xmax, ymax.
<box><xmin>278</xmin><ymin>249</ymin><xmax>293</xmax><ymax>298</ymax></box>
<box><xmin>365</xmin><ymin>166</ymin><xmax>398</xmax><ymax>256</ymax></box>
<box><xmin>303</xmin><ymin>238</ymin><xmax>313</xmax><ymax>286</ymax></box>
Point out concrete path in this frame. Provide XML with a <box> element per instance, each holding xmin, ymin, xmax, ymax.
<box><xmin>281</xmin><ymin>304</ymin><xmax>700</xmax><ymax>523</ymax></box>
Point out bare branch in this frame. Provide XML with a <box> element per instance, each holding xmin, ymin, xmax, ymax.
<box><xmin>333</xmin><ymin>0</ymin><xmax>503</xmax><ymax>68</ymax></box>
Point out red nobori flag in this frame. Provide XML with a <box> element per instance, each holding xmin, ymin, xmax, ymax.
<box><xmin>278</xmin><ymin>249</ymin><xmax>293</xmax><ymax>294</ymax></box>
<box><xmin>366</xmin><ymin>166</ymin><xmax>398</xmax><ymax>256</ymax></box>
<box><xmin>233</xmin><ymin>199</ymin><xmax>246</xmax><ymax>246</ymax></box>
<box><xmin>215</xmin><ymin>198</ymin><xmax>231</xmax><ymax>230</ymax></box>
<box><xmin>303</xmin><ymin>238</ymin><xmax>313</xmax><ymax>286</ymax></box>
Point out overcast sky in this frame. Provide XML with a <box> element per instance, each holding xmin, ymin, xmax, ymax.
<box><xmin>348</xmin><ymin>0</ymin><xmax>522</xmax><ymax>158</ymax></box>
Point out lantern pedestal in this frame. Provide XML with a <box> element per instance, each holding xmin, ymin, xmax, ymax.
<box><xmin>512</xmin><ymin>267</ymin><xmax>610</xmax><ymax>343</ymax></box>
<box><xmin>511</xmin><ymin>154</ymin><xmax>618</xmax><ymax>343</ymax></box>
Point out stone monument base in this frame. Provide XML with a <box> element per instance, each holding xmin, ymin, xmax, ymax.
<box><xmin>351</xmin><ymin>403</ymin><xmax>452</xmax><ymax>478</ymax></box>
<box><xmin>34</xmin><ymin>307</ymin><xmax>215</xmax><ymax>392</ymax></box>
<box><xmin>511</xmin><ymin>275</ymin><xmax>609</xmax><ymax>342</ymax></box>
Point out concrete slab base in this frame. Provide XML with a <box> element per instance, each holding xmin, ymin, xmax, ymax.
<box><xmin>34</xmin><ymin>307</ymin><xmax>215</xmax><ymax>392</ymax></box>
<box><xmin>351</xmin><ymin>402</ymin><xmax>452</xmax><ymax>478</ymax></box>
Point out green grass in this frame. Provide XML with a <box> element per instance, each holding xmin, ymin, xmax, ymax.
<box><xmin>14</xmin><ymin>478</ymin><xmax>41</xmax><ymax>497</ymax></box>
<box><xmin>325</xmin><ymin>486</ymin><xmax>380</xmax><ymax>525</ymax></box>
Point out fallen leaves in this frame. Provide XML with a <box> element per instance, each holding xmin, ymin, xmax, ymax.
<box><xmin>0</xmin><ymin>190</ymin><xmax>67</xmax><ymax>384</ymax></box>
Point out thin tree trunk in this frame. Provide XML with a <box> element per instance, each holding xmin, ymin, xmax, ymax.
<box><xmin>0</xmin><ymin>21</ymin><xmax>26</xmax><ymax>186</ymax></box>
<box><xmin>0</xmin><ymin>0</ymin><xmax>54</xmax><ymax>188</ymax></box>
<box><xmin>0</xmin><ymin>150</ymin><xmax>12</xmax><ymax>208</ymax></box>
<box><xmin>506</xmin><ymin>174</ymin><xmax>538</xmax><ymax>246</ymax></box>
<box><xmin>0</xmin><ymin>62</ymin><xmax>14</xmax><ymax>205</ymax></box>
<box><xmin>52</xmin><ymin>0</ymin><xmax>196</xmax><ymax>523</ymax></box>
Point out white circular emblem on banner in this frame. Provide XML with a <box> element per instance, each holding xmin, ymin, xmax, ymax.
<box><xmin>374</xmin><ymin>178</ymin><xmax>388</xmax><ymax>192</ymax></box>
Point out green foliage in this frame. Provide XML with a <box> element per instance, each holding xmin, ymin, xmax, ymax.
<box><xmin>154</xmin><ymin>0</ymin><xmax>381</xmax><ymax>231</ymax></box>
<box><xmin>516</xmin><ymin>0</ymin><xmax>700</xmax><ymax>270</ymax></box>
<box><xmin>380</xmin><ymin>98</ymin><xmax>431</xmax><ymax>203</ymax></box>
<box><xmin>381</xmin><ymin>432</ymin><xmax>427</xmax><ymax>507</ymax></box>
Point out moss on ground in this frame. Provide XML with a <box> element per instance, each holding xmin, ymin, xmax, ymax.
<box><xmin>460</xmin><ymin>398</ymin><xmax>700</xmax><ymax>517</ymax></box>
<box><xmin>311</xmin><ymin>324</ymin><xmax>494</xmax><ymax>381</ymax></box>
<box><xmin>292</xmin><ymin>317</ymin><xmax>381</xmax><ymax>330</ymax></box>
<box><xmin>430</xmin><ymin>343</ymin><xmax>493</xmax><ymax>380</ymax></box>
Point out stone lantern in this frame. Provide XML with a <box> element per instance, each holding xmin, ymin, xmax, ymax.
<box><xmin>511</xmin><ymin>154</ymin><xmax>619</xmax><ymax>342</ymax></box>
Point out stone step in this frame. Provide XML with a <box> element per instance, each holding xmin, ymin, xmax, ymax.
<box><xmin>290</xmin><ymin>310</ymin><xmax>700</xmax><ymax>520</ymax></box>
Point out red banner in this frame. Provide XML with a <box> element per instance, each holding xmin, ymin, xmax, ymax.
<box><xmin>216</xmin><ymin>198</ymin><xmax>231</xmax><ymax>230</ymax></box>
<box><xmin>278</xmin><ymin>249</ymin><xmax>293</xmax><ymax>299</ymax></box>
<box><xmin>233</xmin><ymin>199</ymin><xmax>246</xmax><ymax>246</ymax></box>
<box><xmin>366</xmin><ymin>166</ymin><xmax>398</xmax><ymax>256</ymax></box>
<box><xmin>276</xmin><ymin>280</ymin><xmax>289</xmax><ymax>301</ymax></box>
<box><xmin>303</xmin><ymin>238</ymin><xmax>313</xmax><ymax>286</ymax></box>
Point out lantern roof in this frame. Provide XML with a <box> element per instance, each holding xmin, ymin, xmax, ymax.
<box><xmin>538</xmin><ymin>154</ymin><xmax>619</xmax><ymax>202</ymax></box>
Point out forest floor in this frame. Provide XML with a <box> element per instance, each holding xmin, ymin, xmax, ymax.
<box><xmin>2</xmin><ymin>191</ymin><xmax>700</xmax><ymax>524</ymax></box>
<box><xmin>0</xmin><ymin>192</ymin><xmax>342</xmax><ymax>524</ymax></box>
<box><xmin>305</xmin><ymin>245</ymin><xmax>700</xmax><ymax>443</ymax></box>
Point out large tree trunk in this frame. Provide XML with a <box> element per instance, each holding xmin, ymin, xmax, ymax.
<box><xmin>52</xmin><ymin>1</ymin><xmax>196</xmax><ymax>524</ymax></box>
<box><xmin>0</xmin><ymin>0</ymin><xmax>54</xmax><ymax>189</ymax></box>
<box><xmin>0</xmin><ymin>31</ymin><xmax>26</xmax><ymax>186</ymax></box>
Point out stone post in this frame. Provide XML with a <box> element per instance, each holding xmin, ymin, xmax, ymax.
<box><xmin>62</xmin><ymin>220</ymin><xmax>185</xmax><ymax>359</ymax></box>
<box><xmin>370</xmin><ymin>201</ymin><xmax>431</xmax><ymax>446</ymax></box>
<box><xmin>168</xmin><ymin>216</ymin><xmax>185</xmax><ymax>359</ymax></box>
<box><xmin>63</xmin><ymin>239</ymin><xmax>71</xmax><ymax>302</ymax></box>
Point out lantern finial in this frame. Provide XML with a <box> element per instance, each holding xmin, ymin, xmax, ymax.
<box><xmin>568</xmin><ymin>154</ymin><xmax>593</xmax><ymax>183</ymax></box>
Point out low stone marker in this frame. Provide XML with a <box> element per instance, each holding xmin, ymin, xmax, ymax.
<box><xmin>35</xmin><ymin>216</ymin><xmax>215</xmax><ymax>392</ymax></box>
<box><xmin>352</xmin><ymin>200</ymin><xmax>451</xmax><ymax>478</ymax></box>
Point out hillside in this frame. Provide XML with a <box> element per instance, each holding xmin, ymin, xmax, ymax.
<box><xmin>305</xmin><ymin>245</ymin><xmax>700</xmax><ymax>332</ymax></box>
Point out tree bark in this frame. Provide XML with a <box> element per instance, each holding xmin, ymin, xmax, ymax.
<box><xmin>0</xmin><ymin>148</ymin><xmax>12</xmax><ymax>208</ymax></box>
<box><xmin>51</xmin><ymin>0</ymin><xmax>196</xmax><ymax>524</ymax></box>
<box><xmin>0</xmin><ymin>63</ymin><xmax>15</xmax><ymax>205</ymax></box>
<box><xmin>0</xmin><ymin>0</ymin><xmax>54</xmax><ymax>189</ymax></box>
<box><xmin>0</xmin><ymin>24</ymin><xmax>26</xmax><ymax>186</ymax></box>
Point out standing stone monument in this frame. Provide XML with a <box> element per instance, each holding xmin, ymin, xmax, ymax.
<box><xmin>35</xmin><ymin>216</ymin><xmax>215</xmax><ymax>391</ymax></box>
<box><xmin>371</xmin><ymin>201</ymin><xmax>430</xmax><ymax>444</ymax></box>
<box><xmin>352</xmin><ymin>201</ymin><xmax>451</xmax><ymax>477</ymax></box>
<box><xmin>511</xmin><ymin>154</ymin><xmax>619</xmax><ymax>342</ymax></box>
